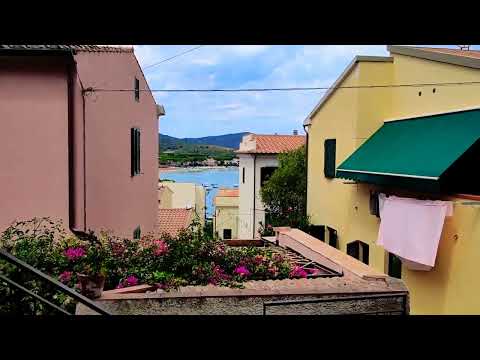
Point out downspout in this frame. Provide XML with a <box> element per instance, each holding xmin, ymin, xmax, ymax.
<box><xmin>252</xmin><ymin>154</ymin><xmax>256</xmax><ymax>239</ymax></box>
<box><xmin>303</xmin><ymin>124</ymin><xmax>309</xmax><ymax>217</ymax></box>
<box><xmin>67</xmin><ymin>58</ymin><xmax>75</xmax><ymax>231</ymax></box>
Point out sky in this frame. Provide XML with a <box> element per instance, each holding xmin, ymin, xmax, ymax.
<box><xmin>134</xmin><ymin>45</ymin><xmax>480</xmax><ymax>138</ymax></box>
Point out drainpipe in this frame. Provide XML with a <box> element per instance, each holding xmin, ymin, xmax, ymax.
<box><xmin>303</xmin><ymin>124</ymin><xmax>309</xmax><ymax>217</ymax></box>
<box><xmin>252</xmin><ymin>154</ymin><xmax>257</xmax><ymax>239</ymax></box>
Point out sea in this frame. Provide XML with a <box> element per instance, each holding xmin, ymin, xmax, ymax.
<box><xmin>159</xmin><ymin>167</ymin><xmax>239</xmax><ymax>218</ymax></box>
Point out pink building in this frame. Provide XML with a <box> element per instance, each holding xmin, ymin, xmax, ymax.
<box><xmin>0</xmin><ymin>45</ymin><xmax>164</xmax><ymax>239</ymax></box>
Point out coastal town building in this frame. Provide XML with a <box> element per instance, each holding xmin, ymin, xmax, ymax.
<box><xmin>160</xmin><ymin>182</ymin><xmax>206</xmax><ymax>227</ymax></box>
<box><xmin>236</xmin><ymin>133</ymin><xmax>305</xmax><ymax>239</ymax></box>
<box><xmin>304</xmin><ymin>45</ymin><xmax>480</xmax><ymax>314</ymax></box>
<box><xmin>158</xmin><ymin>184</ymin><xmax>173</xmax><ymax>209</ymax></box>
<box><xmin>0</xmin><ymin>45</ymin><xmax>164</xmax><ymax>239</ymax></box>
<box><xmin>213</xmin><ymin>188</ymin><xmax>239</xmax><ymax>239</ymax></box>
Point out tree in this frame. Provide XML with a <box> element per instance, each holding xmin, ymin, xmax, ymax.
<box><xmin>260</xmin><ymin>145</ymin><xmax>310</xmax><ymax>234</ymax></box>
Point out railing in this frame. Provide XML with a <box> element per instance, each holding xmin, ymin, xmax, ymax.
<box><xmin>0</xmin><ymin>249</ymin><xmax>111</xmax><ymax>315</ymax></box>
<box><xmin>263</xmin><ymin>292</ymin><xmax>408</xmax><ymax>315</ymax></box>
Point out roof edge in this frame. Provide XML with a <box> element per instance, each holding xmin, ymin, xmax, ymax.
<box><xmin>304</xmin><ymin>55</ymin><xmax>393</xmax><ymax>126</ymax></box>
<box><xmin>387</xmin><ymin>45</ymin><xmax>480</xmax><ymax>70</ymax></box>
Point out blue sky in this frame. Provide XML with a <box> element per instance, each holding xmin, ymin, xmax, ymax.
<box><xmin>134</xmin><ymin>45</ymin><xmax>480</xmax><ymax>138</ymax></box>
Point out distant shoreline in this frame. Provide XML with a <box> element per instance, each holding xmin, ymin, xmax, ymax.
<box><xmin>159</xmin><ymin>166</ymin><xmax>238</xmax><ymax>173</ymax></box>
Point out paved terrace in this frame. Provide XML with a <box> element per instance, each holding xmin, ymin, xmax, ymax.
<box><xmin>77</xmin><ymin>228</ymin><xmax>408</xmax><ymax>315</ymax></box>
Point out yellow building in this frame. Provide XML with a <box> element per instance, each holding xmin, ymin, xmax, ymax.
<box><xmin>214</xmin><ymin>188</ymin><xmax>239</xmax><ymax>240</ymax></box>
<box><xmin>158</xmin><ymin>183</ymin><xmax>173</xmax><ymax>209</ymax></box>
<box><xmin>304</xmin><ymin>45</ymin><xmax>480</xmax><ymax>314</ymax></box>
<box><xmin>160</xmin><ymin>182</ymin><xmax>206</xmax><ymax>227</ymax></box>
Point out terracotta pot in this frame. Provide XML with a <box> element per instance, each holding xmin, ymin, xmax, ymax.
<box><xmin>77</xmin><ymin>273</ymin><xmax>106</xmax><ymax>299</ymax></box>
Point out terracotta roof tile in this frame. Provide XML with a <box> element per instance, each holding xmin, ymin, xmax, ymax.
<box><xmin>216</xmin><ymin>188</ymin><xmax>239</xmax><ymax>197</ymax></box>
<box><xmin>415</xmin><ymin>47</ymin><xmax>480</xmax><ymax>60</ymax></box>
<box><xmin>0</xmin><ymin>45</ymin><xmax>133</xmax><ymax>53</ymax></box>
<box><xmin>238</xmin><ymin>134</ymin><xmax>305</xmax><ymax>154</ymax></box>
<box><xmin>157</xmin><ymin>208</ymin><xmax>193</xmax><ymax>237</ymax></box>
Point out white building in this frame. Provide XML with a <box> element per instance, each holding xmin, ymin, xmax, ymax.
<box><xmin>236</xmin><ymin>133</ymin><xmax>305</xmax><ymax>239</ymax></box>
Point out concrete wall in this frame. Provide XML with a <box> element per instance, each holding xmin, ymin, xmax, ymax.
<box><xmin>0</xmin><ymin>56</ymin><xmax>71</xmax><ymax>231</ymax></box>
<box><xmin>306</xmin><ymin>50</ymin><xmax>480</xmax><ymax>314</ymax></box>
<box><xmin>238</xmin><ymin>153</ymin><xmax>278</xmax><ymax>239</ymax></box>
<box><xmin>77</xmin><ymin>292</ymin><xmax>407</xmax><ymax>315</ymax></box>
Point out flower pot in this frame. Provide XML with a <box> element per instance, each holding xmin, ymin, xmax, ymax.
<box><xmin>77</xmin><ymin>273</ymin><xmax>106</xmax><ymax>299</ymax></box>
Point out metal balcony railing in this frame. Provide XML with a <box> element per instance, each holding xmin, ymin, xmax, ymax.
<box><xmin>0</xmin><ymin>249</ymin><xmax>111</xmax><ymax>315</ymax></box>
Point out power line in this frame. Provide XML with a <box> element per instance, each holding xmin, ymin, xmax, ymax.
<box><xmin>143</xmin><ymin>45</ymin><xmax>205</xmax><ymax>71</ymax></box>
<box><xmin>86</xmin><ymin>80</ymin><xmax>480</xmax><ymax>93</ymax></box>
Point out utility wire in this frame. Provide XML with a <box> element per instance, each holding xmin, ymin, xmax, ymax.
<box><xmin>143</xmin><ymin>45</ymin><xmax>205</xmax><ymax>71</ymax></box>
<box><xmin>86</xmin><ymin>80</ymin><xmax>480</xmax><ymax>93</ymax></box>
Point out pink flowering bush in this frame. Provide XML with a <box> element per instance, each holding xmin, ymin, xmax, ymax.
<box><xmin>1</xmin><ymin>217</ymin><xmax>323</xmax><ymax>315</ymax></box>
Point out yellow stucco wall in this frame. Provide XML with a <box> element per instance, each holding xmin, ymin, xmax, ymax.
<box><xmin>214</xmin><ymin>195</ymin><xmax>239</xmax><ymax>239</ymax></box>
<box><xmin>307</xmin><ymin>51</ymin><xmax>480</xmax><ymax>314</ymax></box>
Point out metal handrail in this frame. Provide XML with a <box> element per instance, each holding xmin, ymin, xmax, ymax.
<box><xmin>263</xmin><ymin>292</ymin><xmax>408</xmax><ymax>315</ymax></box>
<box><xmin>0</xmin><ymin>248</ymin><xmax>111</xmax><ymax>315</ymax></box>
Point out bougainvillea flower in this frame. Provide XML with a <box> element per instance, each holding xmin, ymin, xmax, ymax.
<box><xmin>64</xmin><ymin>247</ymin><xmax>86</xmax><ymax>261</ymax></box>
<box><xmin>290</xmin><ymin>266</ymin><xmax>308</xmax><ymax>278</ymax></box>
<box><xmin>153</xmin><ymin>239</ymin><xmax>169</xmax><ymax>256</ymax></box>
<box><xmin>58</xmin><ymin>271</ymin><xmax>73</xmax><ymax>283</ymax></box>
<box><xmin>234</xmin><ymin>265</ymin><xmax>251</xmax><ymax>276</ymax></box>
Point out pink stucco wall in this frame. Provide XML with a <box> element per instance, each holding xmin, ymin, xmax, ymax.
<box><xmin>0</xmin><ymin>56</ymin><xmax>70</xmax><ymax>230</ymax></box>
<box><xmin>73</xmin><ymin>51</ymin><xmax>158</xmax><ymax>238</ymax></box>
<box><xmin>0</xmin><ymin>50</ymin><xmax>158</xmax><ymax>239</ymax></box>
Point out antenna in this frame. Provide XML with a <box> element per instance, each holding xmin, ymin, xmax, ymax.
<box><xmin>457</xmin><ymin>45</ymin><xmax>471</xmax><ymax>51</ymax></box>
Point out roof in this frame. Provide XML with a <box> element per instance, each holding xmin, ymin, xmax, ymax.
<box><xmin>303</xmin><ymin>56</ymin><xmax>394</xmax><ymax>126</ymax></box>
<box><xmin>157</xmin><ymin>208</ymin><xmax>193</xmax><ymax>237</ymax></box>
<box><xmin>0</xmin><ymin>45</ymin><xmax>133</xmax><ymax>54</ymax></box>
<box><xmin>388</xmin><ymin>45</ymin><xmax>480</xmax><ymax>69</ymax></box>
<box><xmin>237</xmin><ymin>134</ymin><xmax>306</xmax><ymax>154</ymax></box>
<box><xmin>216</xmin><ymin>188</ymin><xmax>239</xmax><ymax>197</ymax></box>
<box><xmin>336</xmin><ymin>108</ymin><xmax>480</xmax><ymax>191</ymax></box>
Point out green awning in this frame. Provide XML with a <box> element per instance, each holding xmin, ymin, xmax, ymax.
<box><xmin>336</xmin><ymin>109</ymin><xmax>480</xmax><ymax>191</ymax></box>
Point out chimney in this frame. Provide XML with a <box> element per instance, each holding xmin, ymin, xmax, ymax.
<box><xmin>293</xmin><ymin>130</ymin><xmax>298</xmax><ymax>135</ymax></box>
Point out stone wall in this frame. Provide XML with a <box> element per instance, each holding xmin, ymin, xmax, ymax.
<box><xmin>77</xmin><ymin>292</ymin><xmax>408</xmax><ymax>315</ymax></box>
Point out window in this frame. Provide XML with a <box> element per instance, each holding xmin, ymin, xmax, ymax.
<box><xmin>388</xmin><ymin>252</ymin><xmax>402</xmax><ymax>279</ymax></box>
<box><xmin>133</xmin><ymin>226</ymin><xmax>141</xmax><ymax>240</ymax></box>
<box><xmin>309</xmin><ymin>225</ymin><xmax>325</xmax><ymax>242</ymax></box>
<box><xmin>327</xmin><ymin>227</ymin><xmax>338</xmax><ymax>249</ymax></box>
<box><xmin>324</xmin><ymin>139</ymin><xmax>336</xmax><ymax>178</ymax></box>
<box><xmin>131</xmin><ymin>128</ymin><xmax>141</xmax><ymax>176</ymax></box>
<box><xmin>242</xmin><ymin>167</ymin><xmax>245</xmax><ymax>184</ymax></box>
<box><xmin>223</xmin><ymin>229</ymin><xmax>232</xmax><ymax>240</ymax></box>
<box><xmin>134</xmin><ymin>78</ymin><xmax>140</xmax><ymax>102</ymax></box>
<box><xmin>260</xmin><ymin>167</ymin><xmax>277</xmax><ymax>187</ymax></box>
<box><xmin>347</xmin><ymin>240</ymin><xmax>369</xmax><ymax>265</ymax></box>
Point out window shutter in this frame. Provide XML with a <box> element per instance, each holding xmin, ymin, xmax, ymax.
<box><xmin>324</xmin><ymin>139</ymin><xmax>336</xmax><ymax>178</ymax></box>
<box><xmin>134</xmin><ymin>78</ymin><xmax>140</xmax><ymax>102</ymax></box>
<box><xmin>136</xmin><ymin>129</ymin><xmax>141</xmax><ymax>174</ymax></box>
<box><xmin>131</xmin><ymin>128</ymin><xmax>136</xmax><ymax>176</ymax></box>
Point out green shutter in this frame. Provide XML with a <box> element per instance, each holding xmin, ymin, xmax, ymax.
<box><xmin>131</xmin><ymin>128</ymin><xmax>136</xmax><ymax>176</ymax></box>
<box><xmin>324</xmin><ymin>139</ymin><xmax>336</xmax><ymax>178</ymax></box>
<box><xmin>136</xmin><ymin>129</ymin><xmax>141</xmax><ymax>174</ymax></box>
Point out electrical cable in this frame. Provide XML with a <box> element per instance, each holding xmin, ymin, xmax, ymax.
<box><xmin>143</xmin><ymin>45</ymin><xmax>205</xmax><ymax>71</ymax></box>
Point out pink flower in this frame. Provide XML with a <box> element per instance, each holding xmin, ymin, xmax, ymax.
<box><xmin>125</xmin><ymin>275</ymin><xmax>138</xmax><ymax>287</ymax></box>
<box><xmin>306</xmin><ymin>268</ymin><xmax>321</xmax><ymax>276</ymax></box>
<box><xmin>116</xmin><ymin>283</ymin><xmax>124</xmax><ymax>289</ymax></box>
<box><xmin>58</xmin><ymin>271</ymin><xmax>73</xmax><ymax>283</ymax></box>
<box><xmin>64</xmin><ymin>247</ymin><xmax>86</xmax><ymax>261</ymax></box>
<box><xmin>153</xmin><ymin>240</ymin><xmax>169</xmax><ymax>256</ymax></box>
<box><xmin>234</xmin><ymin>265</ymin><xmax>251</xmax><ymax>277</ymax></box>
<box><xmin>267</xmin><ymin>224</ymin><xmax>273</xmax><ymax>229</ymax></box>
<box><xmin>290</xmin><ymin>266</ymin><xmax>308</xmax><ymax>278</ymax></box>
<box><xmin>254</xmin><ymin>255</ymin><xmax>264</xmax><ymax>265</ymax></box>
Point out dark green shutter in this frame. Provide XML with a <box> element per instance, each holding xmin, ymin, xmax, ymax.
<box><xmin>135</xmin><ymin>78</ymin><xmax>140</xmax><ymax>102</ymax></box>
<box><xmin>136</xmin><ymin>129</ymin><xmax>141</xmax><ymax>174</ymax></box>
<box><xmin>324</xmin><ymin>139</ymin><xmax>336</xmax><ymax>178</ymax></box>
<box><xmin>327</xmin><ymin>227</ymin><xmax>338</xmax><ymax>249</ymax></box>
<box><xmin>131</xmin><ymin>128</ymin><xmax>136</xmax><ymax>176</ymax></box>
<box><xmin>388</xmin><ymin>253</ymin><xmax>402</xmax><ymax>279</ymax></box>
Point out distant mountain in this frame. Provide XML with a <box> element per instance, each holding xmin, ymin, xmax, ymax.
<box><xmin>159</xmin><ymin>132</ymin><xmax>249</xmax><ymax>150</ymax></box>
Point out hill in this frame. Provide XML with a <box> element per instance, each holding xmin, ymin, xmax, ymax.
<box><xmin>159</xmin><ymin>132</ymin><xmax>249</xmax><ymax>151</ymax></box>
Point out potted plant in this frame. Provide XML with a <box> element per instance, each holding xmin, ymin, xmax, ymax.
<box><xmin>73</xmin><ymin>232</ymin><xmax>108</xmax><ymax>299</ymax></box>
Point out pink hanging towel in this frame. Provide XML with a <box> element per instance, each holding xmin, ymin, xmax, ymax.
<box><xmin>377</xmin><ymin>195</ymin><xmax>452</xmax><ymax>270</ymax></box>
